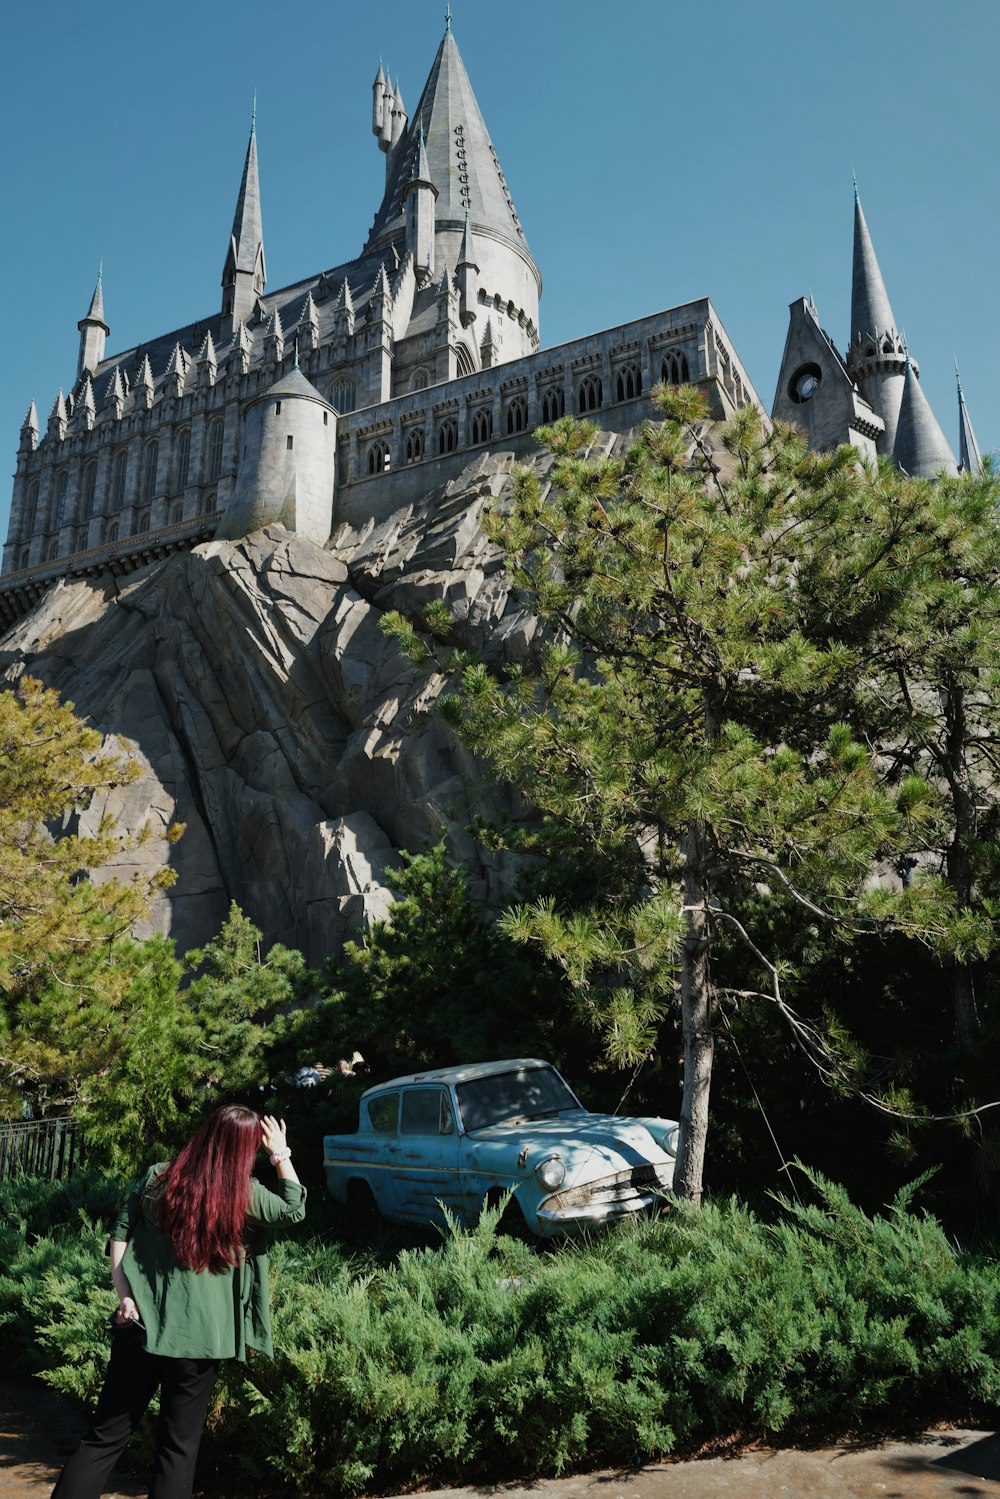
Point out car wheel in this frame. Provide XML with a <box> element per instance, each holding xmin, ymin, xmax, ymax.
<box><xmin>346</xmin><ymin>1179</ymin><xmax>380</xmax><ymax>1227</ymax></box>
<box><xmin>484</xmin><ymin>1188</ymin><xmax>531</xmax><ymax>1240</ymax></box>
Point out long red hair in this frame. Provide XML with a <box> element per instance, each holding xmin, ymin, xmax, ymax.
<box><xmin>155</xmin><ymin>1105</ymin><xmax>263</xmax><ymax>1273</ymax></box>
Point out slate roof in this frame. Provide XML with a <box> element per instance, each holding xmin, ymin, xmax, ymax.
<box><xmin>894</xmin><ymin>360</ymin><xmax>958</xmax><ymax>478</ymax></box>
<box><xmin>364</xmin><ymin>26</ymin><xmax>532</xmax><ymax>259</ymax></box>
<box><xmin>851</xmin><ymin>191</ymin><xmax>898</xmax><ymax>342</ymax></box>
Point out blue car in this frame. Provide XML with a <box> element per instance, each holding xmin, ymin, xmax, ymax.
<box><xmin>323</xmin><ymin>1057</ymin><xmax>678</xmax><ymax>1236</ymax></box>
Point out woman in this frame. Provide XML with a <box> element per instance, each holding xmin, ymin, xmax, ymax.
<box><xmin>51</xmin><ymin>1107</ymin><xmax>305</xmax><ymax>1499</ymax></box>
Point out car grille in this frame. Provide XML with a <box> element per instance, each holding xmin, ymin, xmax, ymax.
<box><xmin>546</xmin><ymin>1163</ymin><xmax>673</xmax><ymax>1211</ymax></box>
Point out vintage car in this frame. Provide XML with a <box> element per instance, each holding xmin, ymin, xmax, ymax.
<box><xmin>322</xmin><ymin>1057</ymin><xmax>679</xmax><ymax>1237</ymax></box>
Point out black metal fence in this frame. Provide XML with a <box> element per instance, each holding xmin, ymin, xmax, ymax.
<box><xmin>0</xmin><ymin>1117</ymin><xmax>80</xmax><ymax>1182</ymax></box>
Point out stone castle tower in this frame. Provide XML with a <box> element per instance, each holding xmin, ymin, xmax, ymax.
<box><xmin>772</xmin><ymin>187</ymin><xmax>981</xmax><ymax>478</ymax></box>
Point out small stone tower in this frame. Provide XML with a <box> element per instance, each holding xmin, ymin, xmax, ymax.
<box><xmin>845</xmin><ymin>188</ymin><xmax>908</xmax><ymax>457</ymax></box>
<box><xmin>215</xmin><ymin>365</ymin><xmax>336</xmax><ymax>546</ymax></box>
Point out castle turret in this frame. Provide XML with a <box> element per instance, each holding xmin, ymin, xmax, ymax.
<box><xmin>403</xmin><ymin>127</ymin><xmax>438</xmax><ymax>285</ymax></box>
<box><xmin>391</xmin><ymin>80</ymin><xmax>407</xmax><ymax>146</ymax></box>
<box><xmin>19</xmin><ymin>402</ymin><xmax>38</xmax><ymax>454</ymax></box>
<box><xmin>215</xmin><ymin>364</ymin><xmax>337</xmax><ymax>546</ymax></box>
<box><xmin>845</xmin><ymin>188</ymin><xmax>907</xmax><ymax>455</ymax></box>
<box><xmin>372</xmin><ymin>61</ymin><xmax>387</xmax><ymax>136</ymax></box>
<box><xmin>894</xmin><ymin>357</ymin><xmax>958</xmax><ymax>478</ymax></box>
<box><xmin>379</xmin><ymin>67</ymin><xmax>394</xmax><ymax>151</ymax></box>
<box><xmin>221</xmin><ymin>111</ymin><xmax>266</xmax><ymax>338</ymax></box>
<box><xmin>77</xmin><ymin>270</ymin><xmax>109</xmax><ymax>379</ymax></box>
<box><xmin>956</xmin><ymin>364</ymin><xmax>983</xmax><ymax>476</ymax></box>
<box><xmin>48</xmin><ymin>390</ymin><xmax>68</xmax><ymax>442</ymax></box>
<box><xmin>456</xmin><ymin>208</ymin><xmax>479</xmax><ymax>328</ymax></box>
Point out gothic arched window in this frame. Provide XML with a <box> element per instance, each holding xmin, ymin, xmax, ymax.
<box><xmin>541</xmin><ymin>387</ymin><xmax>565</xmax><ymax>424</ymax></box>
<box><xmin>137</xmin><ymin>509</ymin><xmax>151</xmax><ymax>534</ymax></box>
<box><xmin>107</xmin><ymin>521</ymin><xmax>120</xmax><ymax>543</ymax></box>
<box><xmin>410</xmin><ymin>368</ymin><xmax>429</xmax><ymax>392</ymax></box>
<box><xmin>170</xmin><ymin>502</ymin><xmax>184</xmax><ymax>525</ymax></box>
<box><xmin>18</xmin><ymin>549</ymin><xmax>29</xmax><ymax>570</ymax></box>
<box><xmin>660</xmin><ymin>351</ymin><xmax>690</xmax><ymax>385</ymax></box>
<box><xmin>471</xmin><ymin>408</ymin><xmax>493</xmax><ymax>444</ymax></box>
<box><xmin>142</xmin><ymin>440</ymin><xmax>159</xmax><ymax>503</ymax></box>
<box><xmin>505</xmin><ymin>396</ymin><xmax>528</xmax><ymax>434</ymax></box>
<box><xmin>82</xmin><ymin>461</ymin><xmax>97</xmax><ymax>520</ymax></box>
<box><xmin>455</xmin><ymin>344</ymin><xmax>476</xmax><ymax>379</ymax></box>
<box><xmin>615</xmin><ymin>364</ymin><xmax>641</xmax><ymax>402</ymax></box>
<box><xmin>111</xmin><ymin>450</ymin><xmax>127</xmax><ymax>511</ymax></box>
<box><xmin>404</xmin><ymin>429</ymin><xmax>424</xmax><ymax>464</ymax></box>
<box><xmin>176</xmin><ymin>429</ymin><xmax>191</xmax><ymax>492</ymax></box>
<box><xmin>54</xmin><ymin>471</ymin><xmax>69</xmax><ymax>528</ymax></box>
<box><xmin>438</xmin><ymin>418</ymin><xmax>458</xmax><ymax>454</ymax></box>
<box><xmin>578</xmin><ymin>374</ymin><xmax>603</xmax><ymax>413</ymax></box>
<box><xmin>330</xmin><ymin>377</ymin><xmax>357</xmax><ymax>414</ymax></box>
<box><xmin>47</xmin><ymin>540</ymin><xmax>59</xmax><ymax>561</ymax></box>
<box><xmin>25</xmin><ymin>481</ymin><xmax>39</xmax><ymax>534</ymax></box>
<box><xmin>206</xmin><ymin>421</ymin><xmax>224</xmax><ymax>483</ymax></box>
<box><xmin>367</xmin><ymin>438</ymin><xmax>390</xmax><ymax>475</ymax></box>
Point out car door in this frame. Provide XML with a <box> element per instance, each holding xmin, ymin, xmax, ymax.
<box><xmin>394</xmin><ymin>1086</ymin><xmax>464</xmax><ymax>1225</ymax></box>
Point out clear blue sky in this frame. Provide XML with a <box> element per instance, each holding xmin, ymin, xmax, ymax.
<box><xmin>2</xmin><ymin>0</ymin><xmax>996</xmax><ymax>540</ymax></box>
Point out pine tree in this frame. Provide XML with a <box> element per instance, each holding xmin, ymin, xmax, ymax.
<box><xmin>386</xmin><ymin>392</ymin><xmax>949</xmax><ymax>1202</ymax></box>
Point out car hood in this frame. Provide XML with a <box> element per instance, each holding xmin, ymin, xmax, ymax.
<box><xmin>464</xmin><ymin>1111</ymin><xmax>677</xmax><ymax>1189</ymax></box>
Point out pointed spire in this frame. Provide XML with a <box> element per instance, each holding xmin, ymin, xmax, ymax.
<box><xmin>894</xmin><ymin>361</ymin><xmax>959</xmax><ymax>478</ymax></box>
<box><xmin>264</xmin><ymin>305</ymin><xmax>285</xmax><ymax>362</ymax></box>
<box><xmin>82</xmin><ymin>267</ymin><xmax>107</xmax><ymax>329</ymax></box>
<box><xmin>232</xmin><ymin>319</ymin><xmax>254</xmax><ymax>374</ymax></box>
<box><xmin>19</xmin><ymin>401</ymin><xmax>39</xmax><ymax>453</ymax></box>
<box><xmin>391</xmin><ymin>79</ymin><xmax>407</xmax><ymax>145</ymax></box>
<box><xmin>372</xmin><ymin>60</ymin><xmax>387</xmax><ymax>136</ymax></box>
<box><xmin>850</xmin><ymin>190</ymin><xmax>899</xmax><ymax>347</ymax></box>
<box><xmin>372</xmin><ymin>262</ymin><xmax>392</xmax><ymax>301</ymax></box>
<box><xmin>333</xmin><ymin>276</ymin><xmax>355</xmax><ymax>315</ymax></box>
<box><xmin>222</xmin><ymin>112</ymin><xmax>266</xmax><ymax>334</ymax></box>
<box><xmin>47</xmin><ymin>389</ymin><xmax>68</xmax><ymax>440</ymax></box>
<box><xmin>134</xmin><ymin>353</ymin><xmax>154</xmax><ymax>410</ymax></box>
<box><xmin>196</xmin><ymin>330</ymin><xmax>218</xmax><ymax>387</ymax></box>
<box><xmin>299</xmin><ymin>290</ymin><xmax>320</xmax><ymax>352</ymax></box>
<box><xmin>956</xmin><ymin>363</ymin><xmax>984</xmax><ymax>477</ymax></box>
<box><xmin>78</xmin><ymin>375</ymin><xmax>96</xmax><ymax>430</ymax></box>
<box><xmin>105</xmin><ymin>365</ymin><xmax>126</xmax><ymax>419</ymax></box>
<box><xmin>77</xmin><ymin>267</ymin><xmax>110</xmax><ymax>378</ymax></box>
<box><xmin>165</xmin><ymin>342</ymin><xmax>188</xmax><ymax>396</ymax></box>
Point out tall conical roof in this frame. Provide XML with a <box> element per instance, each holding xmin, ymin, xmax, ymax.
<box><xmin>80</xmin><ymin>268</ymin><xmax>108</xmax><ymax>331</ymax></box>
<box><xmin>956</xmin><ymin>366</ymin><xmax>984</xmax><ymax>477</ymax></box>
<box><xmin>894</xmin><ymin>360</ymin><xmax>958</xmax><ymax>478</ymax></box>
<box><xmin>365</xmin><ymin>23</ymin><xmax>531</xmax><ymax>259</ymax></box>
<box><xmin>226</xmin><ymin>116</ymin><xmax>266</xmax><ymax>282</ymax></box>
<box><xmin>851</xmin><ymin>191</ymin><xmax>898</xmax><ymax>343</ymax></box>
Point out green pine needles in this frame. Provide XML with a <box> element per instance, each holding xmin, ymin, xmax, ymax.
<box><xmin>5</xmin><ymin>1171</ymin><xmax>1000</xmax><ymax>1492</ymax></box>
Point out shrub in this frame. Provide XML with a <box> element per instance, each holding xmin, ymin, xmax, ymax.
<box><xmin>8</xmin><ymin>1171</ymin><xmax>1000</xmax><ymax>1494</ymax></box>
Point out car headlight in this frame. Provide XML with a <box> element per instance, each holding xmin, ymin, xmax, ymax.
<box><xmin>534</xmin><ymin>1155</ymin><xmax>566</xmax><ymax>1190</ymax></box>
<box><xmin>660</xmin><ymin>1128</ymin><xmax>678</xmax><ymax>1157</ymax></box>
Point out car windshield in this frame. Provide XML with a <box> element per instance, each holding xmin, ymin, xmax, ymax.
<box><xmin>456</xmin><ymin>1066</ymin><xmax>580</xmax><ymax>1132</ymax></box>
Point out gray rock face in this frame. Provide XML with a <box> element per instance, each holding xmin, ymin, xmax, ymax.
<box><xmin>0</xmin><ymin>452</ymin><xmax>553</xmax><ymax>963</ymax></box>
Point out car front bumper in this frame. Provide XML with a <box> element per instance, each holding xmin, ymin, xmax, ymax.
<box><xmin>533</xmin><ymin>1163</ymin><xmax>674</xmax><ymax>1235</ymax></box>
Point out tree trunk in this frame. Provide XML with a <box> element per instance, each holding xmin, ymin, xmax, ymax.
<box><xmin>943</xmin><ymin>683</ymin><xmax>981</xmax><ymax>1051</ymax></box>
<box><xmin>673</xmin><ymin>819</ymin><xmax>713</xmax><ymax>1204</ymax></box>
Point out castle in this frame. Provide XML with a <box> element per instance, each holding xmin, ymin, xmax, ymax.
<box><xmin>0</xmin><ymin>20</ymin><xmax>981</xmax><ymax>631</ymax></box>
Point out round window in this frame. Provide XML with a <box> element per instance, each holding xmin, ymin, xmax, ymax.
<box><xmin>788</xmin><ymin>363</ymin><xmax>822</xmax><ymax>404</ymax></box>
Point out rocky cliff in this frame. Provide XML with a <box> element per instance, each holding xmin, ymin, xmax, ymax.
<box><xmin>0</xmin><ymin>448</ymin><xmax>554</xmax><ymax>962</ymax></box>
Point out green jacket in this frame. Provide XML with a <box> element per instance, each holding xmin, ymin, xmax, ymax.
<box><xmin>110</xmin><ymin>1163</ymin><xmax>306</xmax><ymax>1360</ymax></box>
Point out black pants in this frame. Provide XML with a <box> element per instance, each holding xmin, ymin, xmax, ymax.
<box><xmin>51</xmin><ymin>1326</ymin><xmax>218</xmax><ymax>1499</ymax></box>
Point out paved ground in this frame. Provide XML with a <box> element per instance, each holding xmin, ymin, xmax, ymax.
<box><xmin>4</xmin><ymin>1378</ymin><xmax>1000</xmax><ymax>1499</ymax></box>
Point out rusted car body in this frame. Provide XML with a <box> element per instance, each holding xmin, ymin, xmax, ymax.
<box><xmin>322</xmin><ymin>1057</ymin><xmax>678</xmax><ymax>1237</ymax></box>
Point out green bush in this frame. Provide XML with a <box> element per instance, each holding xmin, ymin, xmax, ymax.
<box><xmin>8</xmin><ymin>1171</ymin><xmax>1000</xmax><ymax>1494</ymax></box>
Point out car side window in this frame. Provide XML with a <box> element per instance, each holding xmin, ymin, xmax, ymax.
<box><xmin>401</xmin><ymin>1088</ymin><xmax>455</xmax><ymax>1136</ymax></box>
<box><xmin>367</xmin><ymin>1092</ymin><xmax>399</xmax><ymax>1134</ymax></box>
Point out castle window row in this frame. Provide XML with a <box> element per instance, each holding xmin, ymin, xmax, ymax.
<box><xmin>354</xmin><ymin>352</ymin><xmax>695</xmax><ymax>481</ymax></box>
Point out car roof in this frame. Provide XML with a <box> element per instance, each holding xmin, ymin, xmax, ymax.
<box><xmin>360</xmin><ymin>1058</ymin><xmax>552</xmax><ymax>1100</ymax></box>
